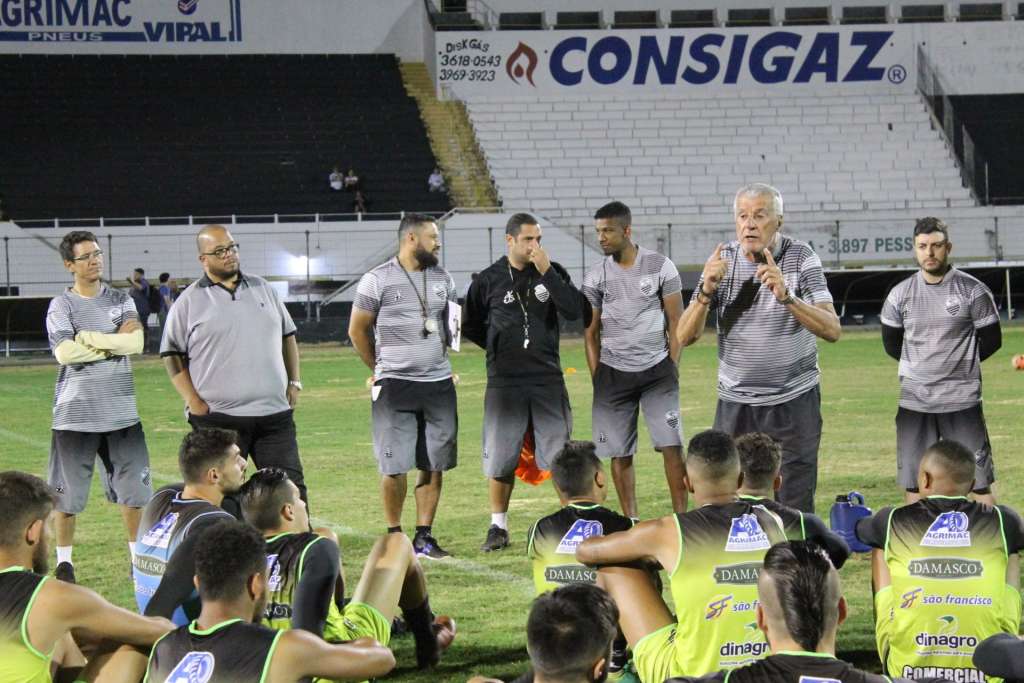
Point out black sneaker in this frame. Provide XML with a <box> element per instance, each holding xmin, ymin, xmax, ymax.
<box><xmin>55</xmin><ymin>561</ymin><xmax>76</xmax><ymax>584</ymax></box>
<box><xmin>480</xmin><ymin>524</ymin><xmax>510</xmax><ymax>552</ymax></box>
<box><xmin>413</xmin><ymin>532</ymin><xmax>451</xmax><ymax>560</ymax></box>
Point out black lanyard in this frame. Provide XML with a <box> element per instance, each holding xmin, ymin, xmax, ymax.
<box><xmin>399</xmin><ymin>264</ymin><xmax>435</xmax><ymax>338</ymax></box>
<box><xmin>507</xmin><ymin>261</ymin><xmax>531</xmax><ymax>349</ymax></box>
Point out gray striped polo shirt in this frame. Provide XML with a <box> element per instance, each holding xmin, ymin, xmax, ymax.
<box><xmin>696</xmin><ymin>236</ymin><xmax>833</xmax><ymax>406</ymax></box>
<box><xmin>47</xmin><ymin>285</ymin><xmax>141</xmax><ymax>432</ymax></box>
<box><xmin>880</xmin><ymin>267</ymin><xmax>999</xmax><ymax>413</ymax></box>
<box><xmin>582</xmin><ymin>246</ymin><xmax>682</xmax><ymax>372</ymax></box>
<box><xmin>160</xmin><ymin>273</ymin><xmax>296</xmax><ymax>417</ymax></box>
<box><xmin>353</xmin><ymin>258</ymin><xmax>455</xmax><ymax>382</ymax></box>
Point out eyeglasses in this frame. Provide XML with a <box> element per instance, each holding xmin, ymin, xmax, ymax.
<box><xmin>202</xmin><ymin>243</ymin><xmax>241</xmax><ymax>259</ymax></box>
<box><xmin>70</xmin><ymin>249</ymin><xmax>103</xmax><ymax>263</ymax></box>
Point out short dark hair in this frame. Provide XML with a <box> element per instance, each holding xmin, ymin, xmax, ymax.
<box><xmin>59</xmin><ymin>231</ymin><xmax>98</xmax><ymax>262</ymax></box>
<box><xmin>194</xmin><ymin>520</ymin><xmax>267</xmax><ymax>602</ymax></box>
<box><xmin>527</xmin><ymin>583</ymin><xmax>618</xmax><ymax>680</ymax></box>
<box><xmin>506</xmin><ymin>212</ymin><xmax>539</xmax><ymax>237</ymax></box>
<box><xmin>686</xmin><ymin>430</ymin><xmax>738</xmax><ymax>479</ymax></box>
<box><xmin>913</xmin><ymin>217</ymin><xmax>949</xmax><ymax>240</ymax></box>
<box><xmin>593</xmin><ymin>201</ymin><xmax>631</xmax><ymax>227</ymax></box>
<box><xmin>551</xmin><ymin>441</ymin><xmax>602</xmax><ymax>499</ymax></box>
<box><xmin>134</xmin><ymin>268</ymin><xmax>145</xmax><ymax>275</ymax></box>
<box><xmin>159</xmin><ymin>272</ymin><xmax>170</xmax><ymax>283</ymax></box>
<box><xmin>239</xmin><ymin>468</ymin><xmax>294</xmax><ymax>532</ymax></box>
<box><xmin>398</xmin><ymin>212</ymin><xmax>437</xmax><ymax>238</ymax></box>
<box><xmin>178</xmin><ymin>428</ymin><xmax>239</xmax><ymax>484</ymax></box>
<box><xmin>922</xmin><ymin>439</ymin><xmax>976</xmax><ymax>488</ymax></box>
<box><xmin>0</xmin><ymin>472</ymin><xmax>56</xmax><ymax>547</ymax></box>
<box><xmin>736</xmin><ymin>433</ymin><xmax>782</xmax><ymax>490</ymax></box>
<box><xmin>761</xmin><ymin>541</ymin><xmax>838</xmax><ymax>652</ymax></box>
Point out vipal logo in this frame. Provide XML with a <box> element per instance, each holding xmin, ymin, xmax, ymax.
<box><xmin>725</xmin><ymin>514</ymin><xmax>770</xmax><ymax>552</ymax></box>
<box><xmin>921</xmin><ymin>511</ymin><xmax>971</xmax><ymax>548</ymax></box>
<box><xmin>556</xmin><ymin>519</ymin><xmax>604</xmax><ymax>554</ymax></box>
<box><xmin>506</xmin><ymin>42</ymin><xmax>539</xmax><ymax>86</ymax></box>
<box><xmin>178</xmin><ymin>0</ymin><xmax>199</xmax><ymax>15</ymax></box>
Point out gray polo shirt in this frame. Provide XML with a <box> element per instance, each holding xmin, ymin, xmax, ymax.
<box><xmin>160</xmin><ymin>272</ymin><xmax>296</xmax><ymax>417</ymax></box>
<box><xmin>695</xmin><ymin>236</ymin><xmax>833</xmax><ymax>406</ymax></box>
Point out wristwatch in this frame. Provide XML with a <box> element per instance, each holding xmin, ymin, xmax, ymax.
<box><xmin>780</xmin><ymin>293</ymin><xmax>796</xmax><ymax>306</ymax></box>
<box><xmin>288</xmin><ymin>380</ymin><xmax>303</xmax><ymax>390</ymax></box>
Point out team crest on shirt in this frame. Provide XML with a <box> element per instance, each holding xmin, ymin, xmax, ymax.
<box><xmin>556</xmin><ymin>519</ymin><xmax>604</xmax><ymax>554</ymax></box>
<box><xmin>920</xmin><ymin>511</ymin><xmax>971</xmax><ymax>547</ymax></box>
<box><xmin>945</xmin><ymin>296</ymin><xmax>962</xmax><ymax>316</ymax></box>
<box><xmin>534</xmin><ymin>284</ymin><xmax>550</xmax><ymax>302</ymax></box>
<box><xmin>725</xmin><ymin>514</ymin><xmax>771</xmax><ymax>552</ymax></box>
<box><xmin>141</xmin><ymin>512</ymin><xmax>179</xmax><ymax>549</ymax></box>
<box><xmin>638</xmin><ymin>277</ymin><xmax>654</xmax><ymax>297</ymax></box>
<box><xmin>266</xmin><ymin>554</ymin><xmax>283</xmax><ymax>592</ymax></box>
<box><xmin>433</xmin><ymin>283</ymin><xmax>447</xmax><ymax>300</ymax></box>
<box><xmin>503</xmin><ymin>290</ymin><xmax>515</xmax><ymax>305</ymax></box>
<box><xmin>164</xmin><ymin>650</ymin><xmax>215</xmax><ymax>683</ymax></box>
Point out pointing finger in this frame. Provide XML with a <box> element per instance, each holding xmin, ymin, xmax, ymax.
<box><xmin>763</xmin><ymin>248</ymin><xmax>776</xmax><ymax>266</ymax></box>
<box><xmin>711</xmin><ymin>243</ymin><xmax>723</xmax><ymax>260</ymax></box>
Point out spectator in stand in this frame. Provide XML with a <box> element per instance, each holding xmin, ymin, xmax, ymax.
<box><xmin>329</xmin><ymin>166</ymin><xmax>344</xmax><ymax>192</ymax></box>
<box><xmin>428</xmin><ymin>168</ymin><xmax>446</xmax><ymax>193</ymax></box>
<box><xmin>353</xmin><ymin>190</ymin><xmax>368</xmax><ymax>214</ymax></box>
<box><xmin>344</xmin><ymin>168</ymin><xmax>361</xmax><ymax>191</ymax></box>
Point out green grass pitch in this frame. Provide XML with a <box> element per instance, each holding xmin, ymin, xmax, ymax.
<box><xmin>0</xmin><ymin>328</ymin><xmax>1022</xmax><ymax>681</ymax></box>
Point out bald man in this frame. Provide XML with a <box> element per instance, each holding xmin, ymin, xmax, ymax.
<box><xmin>160</xmin><ymin>225</ymin><xmax>308</xmax><ymax>504</ymax></box>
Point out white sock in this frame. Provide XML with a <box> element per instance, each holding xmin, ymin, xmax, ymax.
<box><xmin>56</xmin><ymin>546</ymin><xmax>73</xmax><ymax>565</ymax></box>
<box><xmin>128</xmin><ymin>542</ymin><xmax>137</xmax><ymax>561</ymax></box>
<box><xmin>491</xmin><ymin>513</ymin><xmax>508</xmax><ymax>530</ymax></box>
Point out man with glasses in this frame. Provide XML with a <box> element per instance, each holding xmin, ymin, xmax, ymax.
<box><xmin>45</xmin><ymin>230</ymin><xmax>152</xmax><ymax>583</ymax></box>
<box><xmin>160</xmin><ymin>224</ymin><xmax>309</xmax><ymax>505</ymax></box>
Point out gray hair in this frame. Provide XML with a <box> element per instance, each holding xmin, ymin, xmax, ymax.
<box><xmin>734</xmin><ymin>183</ymin><xmax>784</xmax><ymax>218</ymax></box>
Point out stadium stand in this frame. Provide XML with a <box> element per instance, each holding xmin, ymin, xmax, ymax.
<box><xmin>0</xmin><ymin>54</ymin><xmax>450</xmax><ymax>221</ymax></box>
<box><xmin>951</xmin><ymin>94</ymin><xmax>1024</xmax><ymax>204</ymax></box>
<box><xmin>466</xmin><ymin>92</ymin><xmax>976</xmax><ymax>222</ymax></box>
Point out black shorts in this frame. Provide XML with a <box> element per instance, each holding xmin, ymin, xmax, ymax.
<box><xmin>895</xmin><ymin>405</ymin><xmax>995</xmax><ymax>491</ymax></box>
<box><xmin>591</xmin><ymin>356</ymin><xmax>682</xmax><ymax>458</ymax></box>
<box><xmin>48</xmin><ymin>422</ymin><xmax>152</xmax><ymax>514</ymax></box>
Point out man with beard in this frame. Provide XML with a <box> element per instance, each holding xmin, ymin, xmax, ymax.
<box><xmin>880</xmin><ymin>217</ymin><xmax>1001</xmax><ymax>503</ymax></box>
<box><xmin>463</xmin><ymin>213</ymin><xmax>588</xmax><ymax>552</ymax></box>
<box><xmin>0</xmin><ymin>470</ymin><xmax>174</xmax><ymax>682</ymax></box>
<box><xmin>160</xmin><ymin>224</ymin><xmax>308</xmax><ymax>505</ymax></box>
<box><xmin>583</xmin><ymin>201</ymin><xmax>686</xmax><ymax>520</ymax></box>
<box><xmin>144</xmin><ymin>520</ymin><xmax>397</xmax><ymax>683</ymax></box>
<box><xmin>676</xmin><ymin>183</ymin><xmax>841</xmax><ymax>513</ymax></box>
<box><xmin>349</xmin><ymin>214</ymin><xmax>458</xmax><ymax>559</ymax></box>
<box><xmin>136</xmin><ymin>428</ymin><xmax>247</xmax><ymax>625</ymax></box>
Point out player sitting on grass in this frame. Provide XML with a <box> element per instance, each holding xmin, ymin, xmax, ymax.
<box><xmin>136</xmin><ymin>428</ymin><xmax>246</xmax><ymax>625</ymax></box>
<box><xmin>735</xmin><ymin>432</ymin><xmax>850</xmax><ymax>568</ymax></box>
<box><xmin>145</xmin><ymin>519</ymin><xmax>397</xmax><ymax>682</ymax></box>
<box><xmin>527</xmin><ymin>441</ymin><xmax>635</xmax><ymax>678</ymax></box>
<box><xmin>575</xmin><ymin>430</ymin><xmax>795</xmax><ymax>681</ymax></box>
<box><xmin>0</xmin><ymin>470</ymin><xmax>173</xmax><ymax>683</ymax></box>
<box><xmin>469</xmin><ymin>583</ymin><xmax>621</xmax><ymax>683</ymax></box>
<box><xmin>239</xmin><ymin>467</ymin><xmax>455</xmax><ymax>670</ymax></box>
<box><xmin>856</xmin><ymin>439</ymin><xmax>1024</xmax><ymax>683</ymax></box>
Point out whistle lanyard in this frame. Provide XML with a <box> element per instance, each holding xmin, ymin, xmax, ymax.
<box><xmin>507</xmin><ymin>261</ymin><xmax>531</xmax><ymax>349</ymax></box>
<box><xmin>400</xmin><ymin>265</ymin><xmax>434</xmax><ymax>338</ymax></box>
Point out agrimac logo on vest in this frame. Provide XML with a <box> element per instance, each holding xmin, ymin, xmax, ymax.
<box><xmin>499</xmin><ymin>30</ymin><xmax>906</xmax><ymax>91</ymax></box>
<box><xmin>0</xmin><ymin>0</ymin><xmax>242</xmax><ymax>43</ymax></box>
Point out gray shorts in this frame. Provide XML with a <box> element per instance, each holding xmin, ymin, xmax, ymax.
<box><xmin>714</xmin><ymin>386</ymin><xmax>822</xmax><ymax>514</ymax></box>
<box><xmin>592</xmin><ymin>356</ymin><xmax>682</xmax><ymax>458</ymax></box>
<box><xmin>483</xmin><ymin>382</ymin><xmax>572</xmax><ymax>478</ymax></box>
<box><xmin>371</xmin><ymin>378</ymin><xmax>458</xmax><ymax>476</ymax></box>
<box><xmin>896</xmin><ymin>405</ymin><xmax>995</xmax><ymax>491</ymax></box>
<box><xmin>48</xmin><ymin>422</ymin><xmax>153</xmax><ymax>514</ymax></box>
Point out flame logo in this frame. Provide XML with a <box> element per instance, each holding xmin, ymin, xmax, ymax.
<box><xmin>506</xmin><ymin>42</ymin><xmax>538</xmax><ymax>86</ymax></box>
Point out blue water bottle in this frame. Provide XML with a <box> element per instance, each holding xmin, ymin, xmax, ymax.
<box><xmin>830</xmin><ymin>491</ymin><xmax>873</xmax><ymax>553</ymax></box>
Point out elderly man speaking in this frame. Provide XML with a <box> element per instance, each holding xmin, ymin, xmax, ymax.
<box><xmin>676</xmin><ymin>183</ymin><xmax>840</xmax><ymax>512</ymax></box>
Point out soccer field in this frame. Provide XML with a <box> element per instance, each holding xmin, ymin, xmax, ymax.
<box><xmin>1</xmin><ymin>327</ymin><xmax>1022</xmax><ymax>681</ymax></box>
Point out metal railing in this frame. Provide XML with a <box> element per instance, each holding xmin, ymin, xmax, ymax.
<box><xmin>916</xmin><ymin>45</ymin><xmax>990</xmax><ymax>204</ymax></box>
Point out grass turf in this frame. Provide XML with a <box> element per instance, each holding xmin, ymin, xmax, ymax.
<box><xmin>1</xmin><ymin>327</ymin><xmax>1022</xmax><ymax>681</ymax></box>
